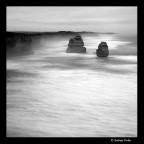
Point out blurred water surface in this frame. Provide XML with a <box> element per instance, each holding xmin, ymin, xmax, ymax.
<box><xmin>6</xmin><ymin>33</ymin><xmax>137</xmax><ymax>137</ymax></box>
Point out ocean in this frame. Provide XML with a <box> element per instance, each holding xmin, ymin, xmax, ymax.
<box><xmin>6</xmin><ymin>33</ymin><xmax>137</xmax><ymax>137</ymax></box>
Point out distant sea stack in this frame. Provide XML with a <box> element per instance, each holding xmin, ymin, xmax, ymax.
<box><xmin>96</xmin><ymin>42</ymin><xmax>109</xmax><ymax>57</ymax></box>
<box><xmin>66</xmin><ymin>34</ymin><xmax>86</xmax><ymax>53</ymax></box>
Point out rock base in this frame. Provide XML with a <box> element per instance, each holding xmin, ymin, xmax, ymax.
<box><xmin>66</xmin><ymin>46</ymin><xmax>86</xmax><ymax>53</ymax></box>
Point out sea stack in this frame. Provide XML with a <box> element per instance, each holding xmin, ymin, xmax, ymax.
<box><xmin>66</xmin><ymin>34</ymin><xmax>86</xmax><ymax>53</ymax></box>
<box><xmin>96</xmin><ymin>42</ymin><xmax>109</xmax><ymax>57</ymax></box>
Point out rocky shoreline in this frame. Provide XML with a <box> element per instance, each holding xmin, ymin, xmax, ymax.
<box><xmin>6</xmin><ymin>31</ymin><xmax>109</xmax><ymax>57</ymax></box>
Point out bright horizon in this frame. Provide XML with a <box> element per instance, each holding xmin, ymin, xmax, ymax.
<box><xmin>7</xmin><ymin>6</ymin><xmax>137</xmax><ymax>35</ymax></box>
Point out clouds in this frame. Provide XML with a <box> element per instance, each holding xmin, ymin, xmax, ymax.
<box><xmin>7</xmin><ymin>6</ymin><xmax>137</xmax><ymax>34</ymax></box>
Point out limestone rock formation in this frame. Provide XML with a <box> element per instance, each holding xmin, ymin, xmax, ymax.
<box><xmin>96</xmin><ymin>42</ymin><xmax>109</xmax><ymax>57</ymax></box>
<box><xmin>66</xmin><ymin>34</ymin><xmax>86</xmax><ymax>53</ymax></box>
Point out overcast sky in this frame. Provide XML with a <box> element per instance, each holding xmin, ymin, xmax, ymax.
<box><xmin>7</xmin><ymin>6</ymin><xmax>137</xmax><ymax>35</ymax></box>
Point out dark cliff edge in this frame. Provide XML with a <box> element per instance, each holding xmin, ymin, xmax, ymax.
<box><xmin>6</xmin><ymin>31</ymin><xmax>59</xmax><ymax>57</ymax></box>
<box><xmin>6</xmin><ymin>32</ymin><xmax>37</xmax><ymax>57</ymax></box>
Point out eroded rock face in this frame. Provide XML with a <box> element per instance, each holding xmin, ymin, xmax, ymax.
<box><xmin>96</xmin><ymin>42</ymin><xmax>109</xmax><ymax>57</ymax></box>
<box><xmin>66</xmin><ymin>35</ymin><xmax>86</xmax><ymax>53</ymax></box>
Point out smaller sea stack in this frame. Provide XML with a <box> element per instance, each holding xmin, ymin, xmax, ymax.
<box><xmin>96</xmin><ymin>42</ymin><xmax>109</xmax><ymax>57</ymax></box>
<box><xmin>66</xmin><ymin>34</ymin><xmax>86</xmax><ymax>53</ymax></box>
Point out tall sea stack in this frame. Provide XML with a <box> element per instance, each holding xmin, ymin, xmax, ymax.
<box><xmin>96</xmin><ymin>42</ymin><xmax>109</xmax><ymax>57</ymax></box>
<box><xmin>66</xmin><ymin>34</ymin><xmax>86</xmax><ymax>53</ymax></box>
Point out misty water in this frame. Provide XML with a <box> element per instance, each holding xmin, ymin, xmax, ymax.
<box><xmin>6</xmin><ymin>33</ymin><xmax>137</xmax><ymax>137</ymax></box>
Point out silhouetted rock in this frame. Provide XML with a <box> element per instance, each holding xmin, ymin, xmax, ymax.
<box><xmin>96</xmin><ymin>42</ymin><xmax>109</xmax><ymax>57</ymax></box>
<box><xmin>66</xmin><ymin>34</ymin><xmax>86</xmax><ymax>53</ymax></box>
